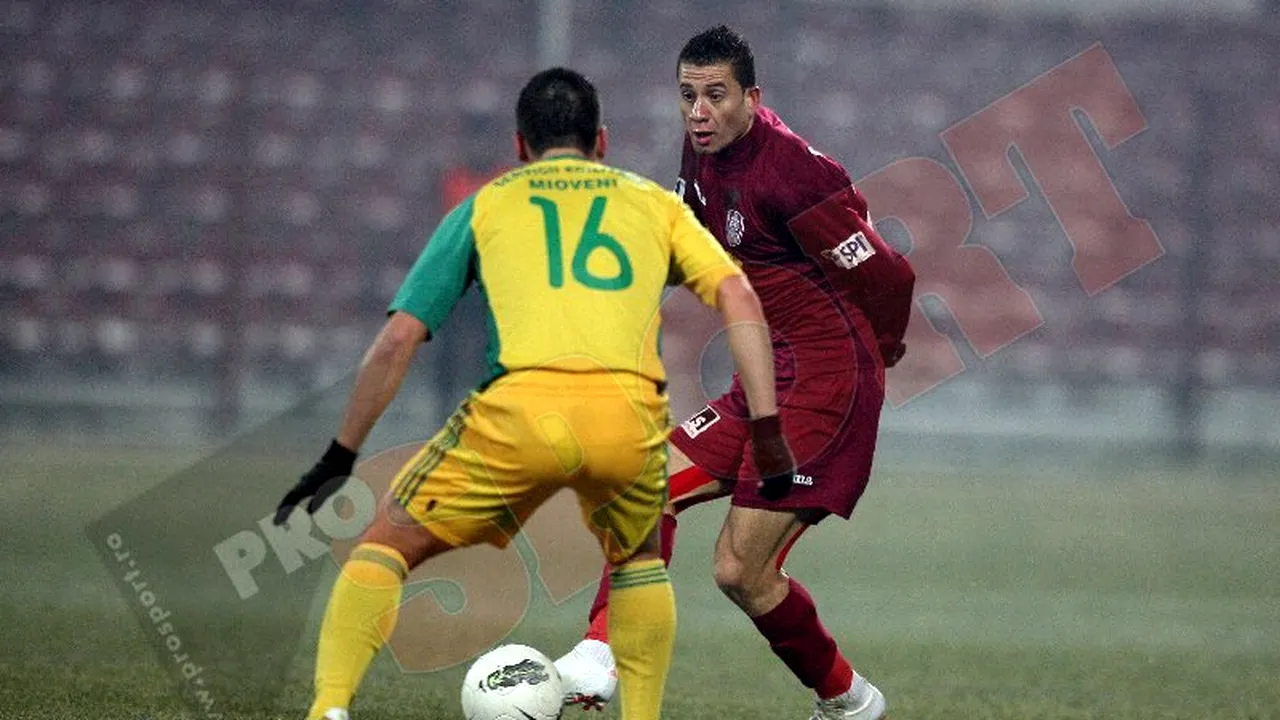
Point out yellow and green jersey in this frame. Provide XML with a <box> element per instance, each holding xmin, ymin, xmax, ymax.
<box><xmin>389</xmin><ymin>155</ymin><xmax>742</xmax><ymax>387</ymax></box>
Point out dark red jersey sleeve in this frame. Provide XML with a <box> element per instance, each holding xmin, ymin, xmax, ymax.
<box><xmin>787</xmin><ymin>185</ymin><xmax>916</xmax><ymax>367</ymax></box>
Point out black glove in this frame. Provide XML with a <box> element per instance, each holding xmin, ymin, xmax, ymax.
<box><xmin>880</xmin><ymin>339</ymin><xmax>906</xmax><ymax>368</ymax></box>
<box><xmin>273</xmin><ymin>439</ymin><xmax>358</xmax><ymax>525</ymax></box>
<box><xmin>750</xmin><ymin>415</ymin><xmax>796</xmax><ymax>501</ymax></box>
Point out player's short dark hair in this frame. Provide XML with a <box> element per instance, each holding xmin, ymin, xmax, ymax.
<box><xmin>677</xmin><ymin>25</ymin><xmax>756</xmax><ymax>89</ymax></box>
<box><xmin>516</xmin><ymin>67</ymin><xmax>601</xmax><ymax>156</ymax></box>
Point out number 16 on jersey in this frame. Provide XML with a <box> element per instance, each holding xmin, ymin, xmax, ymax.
<box><xmin>529</xmin><ymin>196</ymin><xmax>633</xmax><ymax>291</ymax></box>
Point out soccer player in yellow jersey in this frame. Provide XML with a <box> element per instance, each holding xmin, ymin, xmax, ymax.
<box><xmin>273</xmin><ymin>68</ymin><xmax>796</xmax><ymax>720</ymax></box>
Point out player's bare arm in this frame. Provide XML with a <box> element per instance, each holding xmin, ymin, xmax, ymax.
<box><xmin>716</xmin><ymin>274</ymin><xmax>777</xmax><ymax>419</ymax></box>
<box><xmin>335</xmin><ymin>312</ymin><xmax>428</xmax><ymax>451</ymax></box>
<box><xmin>714</xmin><ymin>274</ymin><xmax>796</xmax><ymax>501</ymax></box>
<box><xmin>664</xmin><ymin>190</ymin><xmax>797</xmax><ymax>499</ymax></box>
<box><xmin>273</xmin><ymin>311</ymin><xmax>427</xmax><ymax>525</ymax></box>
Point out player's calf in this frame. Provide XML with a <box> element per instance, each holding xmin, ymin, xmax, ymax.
<box><xmin>713</xmin><ymin>506</ymin><xmax>883</xmax><ymax>715</ymax></box>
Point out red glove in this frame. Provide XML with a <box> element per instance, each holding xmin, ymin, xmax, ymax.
<box><xmin>750</xmin><ymin>415</ymin><xmax>796</xmax><ymax>501</ymax></box>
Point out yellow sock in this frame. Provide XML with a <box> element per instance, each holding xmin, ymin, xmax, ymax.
<box><xmin>607</xmin><ymin>558</ymin><xmax>676</xmax><ymax>720</ymax></box>
<box><xmin>307</xmin><ymin>543</ymin><xmax>408</xmax><ymax>719</ymax></box>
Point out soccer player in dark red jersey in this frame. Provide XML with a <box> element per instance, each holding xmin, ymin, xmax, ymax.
<box><xmin>556</xmin><ymin>26</ymin><xmax>914</xmax><ymax>720</ymax></box>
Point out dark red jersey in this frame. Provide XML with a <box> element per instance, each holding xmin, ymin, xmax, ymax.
<box><xmin>677</xmin><ymin>106</ymin><xmax>915</xmax><ymax>369</ymax></box>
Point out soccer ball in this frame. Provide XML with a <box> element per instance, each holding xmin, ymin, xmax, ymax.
<box><xmin>461</xmin><ymin>644</ymin><xmax>564</xmax><ymax>720</ymax></box>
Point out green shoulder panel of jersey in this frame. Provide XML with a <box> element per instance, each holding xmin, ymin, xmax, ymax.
<box><xmin>387</xmin><ymin>194</ymin><xmax>478</xmax><ymax>336</ymax></box>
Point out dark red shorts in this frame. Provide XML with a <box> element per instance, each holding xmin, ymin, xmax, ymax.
<box><xmin>670</xmin><ymin>362</ymin><xmax>884</xmax><ymax>520</ymax></box>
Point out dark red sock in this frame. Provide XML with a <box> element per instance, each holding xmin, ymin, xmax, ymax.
<box><xmin>817</xmin><ymin>651</ymin><xmax>854</xmax><ymax>699</ymax></box>
<box><xmin>584</xmin><ymin>513</ymin><xmax>679</xmax><ymax>642</ymax></box>
<box><xmin>751</xmin><ymin>577</ymin><xmax>853</xmax><ymax>699</ymax></box>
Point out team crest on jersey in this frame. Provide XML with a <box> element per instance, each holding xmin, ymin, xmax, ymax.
<box><xmin>726</xmin><ymin>209</ymin><xmax>746</xmax><ymax>247</ymax></box>
<box><xmin>674</xmin><ymin>177</ymin><xmax>686</xmax><ymax>198</ymax></box>
<box><xmin>680</xmin><ymin>406</ymin><xmax>720</xmax><ymax>439</ymax></box>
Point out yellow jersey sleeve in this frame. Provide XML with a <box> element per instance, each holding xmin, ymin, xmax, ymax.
<box><xmin>666</xmin><ymin>194</ymin><xmax>742</xmax><ymax>307</ymax></box>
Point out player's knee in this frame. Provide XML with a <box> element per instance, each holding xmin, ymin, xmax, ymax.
<box><xmin>712</xmin><ymin>551</ymin><xmax>760</xmax><ymax>600</ymax></box>
<box><xmin>629</xmin><ymin>523</ymin><xmax>664</xmax><ymax>562</ymax></box>
<box><xmin>712</xmin><ymin>554</ymin><xmax>746</xmax><ymax>601</ymax></box>
<box><xmin>361</xmin><ymin>498</ymin><xmax>452</xmax><ymax>570</ymax></box>
<box><xmin>713</xmin><ymin>545</ymin><xmax>786</xmax><ymax>611</ymax></box>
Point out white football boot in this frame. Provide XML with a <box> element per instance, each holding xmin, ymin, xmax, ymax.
<box><xmin>809</xmin><ymin>679</ymin><xmax>887</xmax><ymax>720</ymax></box>
<box><xmin>553</xmin><ymin>639</ymin><xmax>617</xmax><ymax>711</ymax></box>
<box><xmin>318</xmin><ymin>710</ymin><xmax>349</xmax><ymax>720</ymax></box>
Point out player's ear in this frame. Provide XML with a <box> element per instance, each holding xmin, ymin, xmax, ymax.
<box><xmin>515</xmin><ymin>132</ymin><xmax>532</xmax><ymax>163</ymax></box>
<box><xmin>745</xmin><ymin>85</ymin><xmax>761</xmax><ymax>111</ymax></box>
<box><xmin>592</xmin><ymin>126</ymin><xmax>608</xmax><ymax>161</ymax></box>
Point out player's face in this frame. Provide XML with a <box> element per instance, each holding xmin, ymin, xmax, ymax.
<box><xmin>678</xmin><ymin>62</ymin><xmax>759</xmax><ymax>155</ymax></box>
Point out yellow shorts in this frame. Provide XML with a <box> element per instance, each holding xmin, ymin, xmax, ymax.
<box><xmin>390</xmin><ymin>369</ymin><xmax>670</xmax><ymax>565</ymax></box>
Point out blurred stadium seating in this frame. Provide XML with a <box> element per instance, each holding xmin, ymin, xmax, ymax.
<box><xmin>1</xmin><ymin>0</ymin><xmax>1276</xmax><ymax>447</ymax></box>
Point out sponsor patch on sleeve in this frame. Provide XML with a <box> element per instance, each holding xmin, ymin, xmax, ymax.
<box><xmin>824</xmin><ymin>230</ymin><xmax>877</xmax><ymax>269</ymax></box>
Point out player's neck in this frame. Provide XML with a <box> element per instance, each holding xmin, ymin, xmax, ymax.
<box><xmin>712</xmin><ymin>109</ymin><xmax>764</xmax><ymax>168</ymax></box>
<box><xmin>533</xmin><ymin>147</ymin><xmax>591</xmax><ymax>162</ymax></box>
<box><xmin>736</xmin><ymin>112</ymin><xmax>756</xmax><ymax>143</ymax></box>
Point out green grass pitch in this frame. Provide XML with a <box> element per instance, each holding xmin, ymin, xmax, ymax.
<box><xmin>2</xmin><ymin>441</ymin><xmax>1277</xmax><ymax>719</ymax></box>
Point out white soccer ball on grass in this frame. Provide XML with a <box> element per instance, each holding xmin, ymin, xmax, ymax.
<box><xmin>461</xmin><ymin>644</ymin><xmax>564</xmax><ymax>720</ymax></box>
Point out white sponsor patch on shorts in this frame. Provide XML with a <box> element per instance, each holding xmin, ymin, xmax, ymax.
<box><xmin>792</xmin><ymin>474</ymin><xmax>815</xmax><ymax>486</ymax></box>
<box><xmin>680</xmin><ymin>406</ymin><xmax>720</xmax><ymax>439</ymax></box>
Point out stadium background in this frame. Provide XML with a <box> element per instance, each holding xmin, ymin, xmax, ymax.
<box><xmin>2</xmin><ymin>1</ymin><xmax>1277</xmax><ymax>718</ymax></box>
